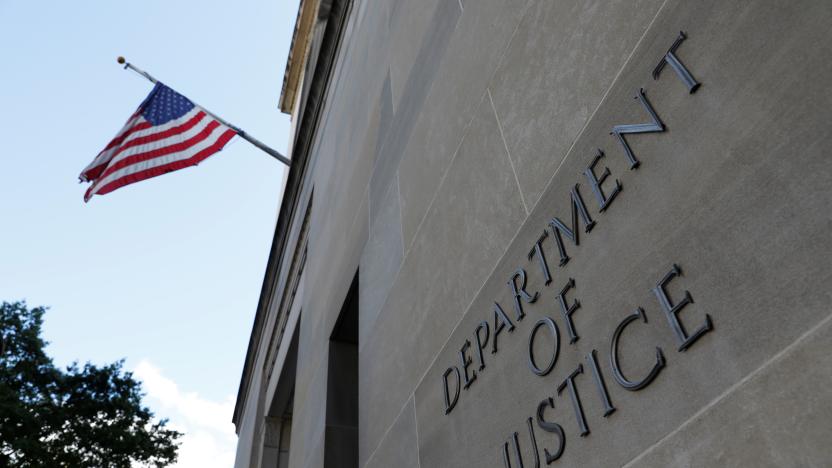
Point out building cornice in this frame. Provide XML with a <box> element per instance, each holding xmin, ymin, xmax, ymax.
<box><xmin>279</xmin><ymin>0</ymin><xmax>320</xmax><ymax>114</ymax></box>
<box><xmin>233</xmin><ymin>0</ymin><xmax>353</xmax><ymax>431</ymax></box>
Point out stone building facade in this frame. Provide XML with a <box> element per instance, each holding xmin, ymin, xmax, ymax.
<box><xmin>232</xmin><ymin>0</ymin><xmax>832</xmax><ymax>466</ymax></box>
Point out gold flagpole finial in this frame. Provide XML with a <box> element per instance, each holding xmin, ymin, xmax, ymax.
<box><xmin>117</xmin><ymin>56</ymin><xmax>126</xmax><ymax>65</ymax></box>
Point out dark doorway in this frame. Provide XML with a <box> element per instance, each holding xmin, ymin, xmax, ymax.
<box><xmin>265</xmin><ymin>326</ymin><xmax>299</xmax><ymax>468</ymax></box>
<box><xmin>324</xmin><ymin>273</ymin><xmax>358</xmax><ymax>468</ymax></box>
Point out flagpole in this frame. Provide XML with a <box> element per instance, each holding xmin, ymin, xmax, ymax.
<box><xmin>116</xmin><ymin>57</ymin><xmax>291</xmax><ymax>167</ymax></box>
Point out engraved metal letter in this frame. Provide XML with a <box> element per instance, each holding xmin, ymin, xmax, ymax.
<box><xmin>611</xmin><ymin>88</ymin><xmax>665</xmax><ymax>169</ymax></box>
<box><xmin>528</xmin><ymin>231</ymin><xmax>553</xmax><ymax>285</ymax></box>
<box><xmin>513</xmin><ymin>432</ymin><xmax>524</xmax><ymax>468</ymax></box>
<box><xmin>509</xmin><ymin>268</ymin><xmax>539</xmax><ymax>321</ymax></box>
<box><xmin>527</xmin><ymin>317</ymin><xmax>561</xmax><ymax>377</ymax></box>
<box><xmin>442</xmin><ymin>366</ymin><xmax>461</xmax><ymax>414</ymax></box>
<box><xmin>493</xmin><ymin>302</ymin><xmax>516</xmax><ymax>354</ymax></box>
<box><xmin>474</xmin><ymin>321</ymin><xmax>490</xmax><ymax>371</ymax></box>
<box><xmin>652</xmin><ymin>263</ymin><xmax>713</xmax><ymax>352</ymax></box>
<box><xmin>609</xmin><ymin>307</ymin><xmax>666</xmax><ymax>391</ymax></box>
<box><xmin>653</xmin><ymin>31</ymin><xmax>701</xmax><ymax>93</ymax></box>
<box><xmin>548</xmin><ymin>184</ymin><xmax>597</xmax><ymax>264</ymax></box>
<box><xmin>586</xmin><ymin>349</ymin><xmax>616</xmax><ymax>417</ymax></box>
<box><xmin>584</xmin><ymin>150</ymin><xmax>622</xmax><ymax>212</ymax></box>
<box><xmin>525</xmin><ymin>417</ymin><xmax>541</xmax><ymax>468</ymax></box>
<box><xmin>536</xmin><ymin>397</ymin><xmax>566</xmax><ymax>464</ymax></box>
<box><xmin>557</xmin><ymin>364</ymin><xmax>590</xmax><ymax>436</ymax></box>
<box><xmin>503</xmin><ymin>426</ymin><xmax>540</xmax><ymax>468</ymax></box>
<box><xmin>556</xmin><ymin>278</ymin><xmax>582</xmax><ymax>344</ymax></box>
<box><xmin>459</xmin><ymin>339</ymin><xmax>477</xmax><ymax>389</ymax></box>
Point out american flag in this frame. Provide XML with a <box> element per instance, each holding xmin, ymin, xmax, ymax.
<box><xmin>80</xmin><ymin>82</ymin><xmax>237</xmax><ymax>202</ymax></box>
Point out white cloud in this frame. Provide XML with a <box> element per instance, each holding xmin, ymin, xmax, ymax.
<box><xmin>133</xmin><ymin>360</ymin><xmax>237</xmax><ymax>468</ymax></box>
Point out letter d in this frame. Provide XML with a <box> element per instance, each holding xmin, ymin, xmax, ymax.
<box><xmin>443</xmin><ymin>366</ymin><xmax>461</xmax><ymax>415</ymax></box>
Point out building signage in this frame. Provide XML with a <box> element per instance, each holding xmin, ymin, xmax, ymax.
<box><xmin>438</xmin><ymin>32</ymin><xmax>715</xmax><ymax>466</ymax></box>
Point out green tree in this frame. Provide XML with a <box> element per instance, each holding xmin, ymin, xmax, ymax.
<box><xmin>0</xmin><ymin>301</ymin><xmax>181</xmax><ymax>467</ymax></box>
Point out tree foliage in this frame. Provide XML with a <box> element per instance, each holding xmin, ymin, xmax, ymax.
<box><xmin>0</xmin><ymin>301</ymin><xmax>181</xmax><ymax>467</ymax></box>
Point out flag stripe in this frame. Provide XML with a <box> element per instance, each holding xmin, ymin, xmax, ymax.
<box><xmin>85</xmin><ymin>128</ymin><xmax>236</xmax><ymax>200</ymax></box>
<box><xmin>112</xmin><ymin>107</ymin><xmax>203</xmax><ymax>150</ymax></box>
<box><xmin>83</xmin><ymin>106</ymin><xmax>203</xmax><ymax>180</ymax></box>
<box><xmin>102</xmin><ymin>114</ymin><xmax>143</xmax><ymax>151</ymax></box>
<box><xmin>96</xmin><ymin>119</ymin><xmax>222</xmax><ymax>183</ymax></box>
<box><xmin>107</xmin><ymin>111</ymin><xmax>207</xmax><ymax>162</ymax></box>
<box><xmin>81</xmin><ymin>119</ymin><xmax>153</xmax><ymax>181</ymax></box>
<box><xmin>86</xmin><ymin>120</ymin><xmax>228</xmax><ymax>195</ymax></box>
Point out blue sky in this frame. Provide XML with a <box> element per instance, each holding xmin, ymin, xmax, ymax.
<box><xmin>0</xmin><ymin>0</ymin><xmax>298</xmax><ymax>465</ymax></box>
